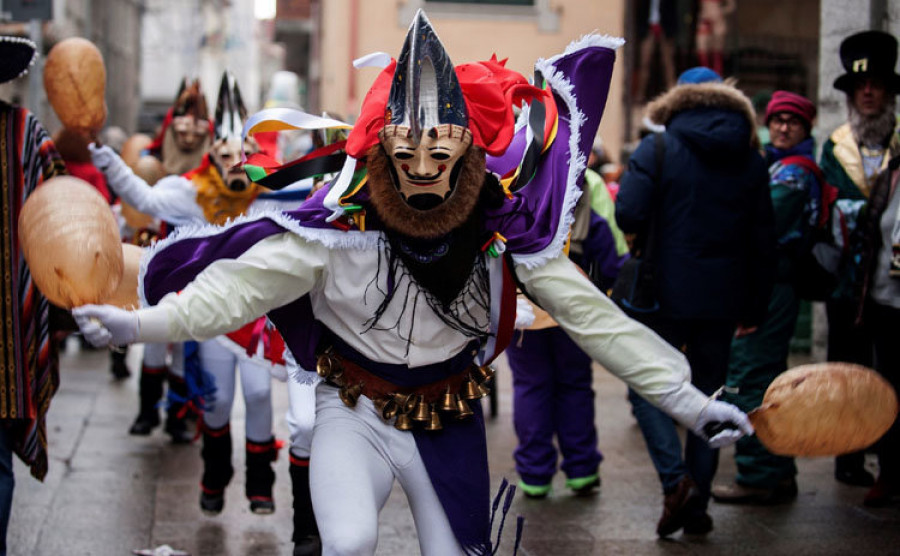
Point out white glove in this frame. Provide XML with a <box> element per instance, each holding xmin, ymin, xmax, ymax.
<box><xmin>73</xmin><ymin>304</ymin><xmax>140</xmax><ymax>347</ymax></box>
<box><xmin>691</xmin><ymin>400</ymin><xmax>754</xmax><ymax>448</ymax></box>
<box><xmin>88</xmin><ymin>143</ymin><xmax>117</xmax><ymax>171</ymax></box>
<box><xmin>514</xmin><ymin>297</ymin><xmax>536</xmax><ymax>330</ymax></box>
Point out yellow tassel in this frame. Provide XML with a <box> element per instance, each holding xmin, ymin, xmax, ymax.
<box><xmin>500</xmin><ymin>176</ymin><xmax>516</xmax><ymax>199</ymax></box>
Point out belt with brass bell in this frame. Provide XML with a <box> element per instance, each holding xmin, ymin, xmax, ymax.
<box><xmin>317</xmin><ymin>349</ymin><xmax>493</xmax><ymax>431</ymax></box>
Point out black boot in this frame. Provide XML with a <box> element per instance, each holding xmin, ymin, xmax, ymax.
<box><xmin>246</xmin><ymin>437</ymin><xmax>278</xmax><ymax>514</ymax></box>
<box><xmin>109</xmin><ymin>348</ymin><xmax>131</xmax><ymax>379</ymax></box>
<box><xmin>835</xmin><ymin>451</ymin><xmax>875</xmax><ymax>487</ymax></box>
<box><xmin>200</xmin><ymin>424</ymin><xmax>234</xmax><ymax>515</ymax></box>
<box><xmin>129</xmin><ymin>366</ymin><xmax>164</xmax><ymax>435</ymax></box>
<box><xmin>290</xmin><ymin>455</ymin><xmax>321</xmax><ymax>556</ymax></box>
<box><xmin>164</xmin><ymin>373</ymin><xmax>194</xmax><ymax>444</ymax></box>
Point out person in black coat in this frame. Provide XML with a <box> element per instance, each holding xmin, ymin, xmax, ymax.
<box><xmin>615</xmin><ymin>68</ymin><xmax>776</xmax><ymax>538</ymax></box>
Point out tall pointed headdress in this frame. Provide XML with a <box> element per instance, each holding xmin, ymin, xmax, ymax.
<box><xmin>215</xmin><ymin>71</ymin><xmax>247</xmax><ymax>141</ymax></box>
<box><xmin>172</xmin><ymin>78</ymin><xmax>209</xmax><ymax>121</ymax></box>
<box><xmin>242</xmin><ymin>9</ymin><xmax>549</xmax><ymax>220</ymax></box>
<box><xmin>385</xmin><ymin>10</ymin><xmax>468</xmax><ymax>141</ymax></box>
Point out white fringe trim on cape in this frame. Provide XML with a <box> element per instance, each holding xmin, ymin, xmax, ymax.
<box><xmin>138</xmin><ymin>208</ymin><xmax>383</xmax><ymax>308</ymax></box>
<box><xmin>510</xmin><ymin>34</ymin><xmax>622</xmax><ymax>270</ymax></box>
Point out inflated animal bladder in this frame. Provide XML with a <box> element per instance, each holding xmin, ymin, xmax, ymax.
<box><xmin>120</xmin><ymin>133</ymin><xmax>153</xmax><ymax>168</ymax></box>
<box><xmin>43</xmin><ymin>37</ymin><xmax>107</xmax><ymax>134</ymax></box>
<box><xmin>18</xmin><ymin>176</ymin><xmax>123</xmax><ymax>308</ymax></box>
<box><xmin>103</xmin><ymin>243</ymin><xmax>143</xmax><ymax>310</ymax></box>
<box><xmin>749</xmin><ymin>362</ymin><xmax>898</xmax><ymax>457</ymax></box>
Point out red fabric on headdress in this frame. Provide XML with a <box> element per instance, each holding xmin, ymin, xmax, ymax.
<box><xmin>346</xmin><ymin>56</ymin><xmax>549</xmax><ymax>158</ymax></box>
<box><xmin>346</xmin><ymin>60</ymin><xmax>398</xmax><ymax>159</ymax></box>
<box><xmin>146</xmin><ymin>108</ymin><xmax>174</xmax><ymax>153</ymax></box>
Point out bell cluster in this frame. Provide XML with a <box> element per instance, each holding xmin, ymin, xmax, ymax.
<box><xmin>315</xmin><ymin>349</ymin><xmax>495</xmax><ymax>432</ymax></box>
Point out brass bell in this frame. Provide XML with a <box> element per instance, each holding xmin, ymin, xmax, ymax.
<box><xmin>315</xmin><ymin>354</ymin><xmax>333</xmax><ymax>378</ymax></box>
<box><xmin>439</xmin><ymin>387</ymin><xmax>459</xmax><ymax>412</ymax></box>
<box><xmin>462</xmin><ymin>379</ymin><xmax>482</xmax><ymax>400</ymax></box>
<box><xmin>473</xmin><ymin>365</ymin><xmax>495</xmax><ymax>383</ymax></box>
<box><xmin>393</xmin><ymin>392</ymin><xmax>416</xmax><ymax>414</ymax></box>
<box><xmin>375</xmin><ymin>397</ymin><xmax>399</xmax><ymax>420</ymax></box>
<box><xmin>425</xmin><ymin>408</ymin><xmax>443</xmax><ymax>431</ymax></box>
<box><xmin>316</xmin><ymin>353</ymin><xmax>344</xmax><ymax>381</ymax></box>
<box><xmin>339</xmin><ymin>383</ymin><xmax>363</xmax><ymax>408</ymax></box>
<box><xmin>411</xmin><ymin>395</ymin><xmax>431</xmax><ymax>422</ymax></box>
<box><xmin>477</xmin><ymin>382</ymin><xmax>491</xmax><ymax>398</ymax></box>
<box><xmin>455</xmin><ymin>398</ymin><xmax>474</xmax><ymax>419</ymax></box>
<box><xmin>394</xmin><ymin>412</ymin><xmax>414</xmax><ymax>431</ymax></box>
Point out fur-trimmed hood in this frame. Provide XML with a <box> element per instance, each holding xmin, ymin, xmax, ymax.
<box><xmin>646</xmin><ymin>83</ymin><xmax>760</xmax><ymax>150</ymax></box>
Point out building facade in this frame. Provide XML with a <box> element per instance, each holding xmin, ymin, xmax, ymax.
<box><xmin>140</xmin><ymin>0</ymin><xmax>263</xmax><ymax>133</ymax></box>
<box><xmin>314</xmin><ymin>0</ymin><xmax>628</xmax><ymax>162</ymax></box>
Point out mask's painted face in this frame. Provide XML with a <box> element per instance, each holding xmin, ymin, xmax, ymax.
<box><xmin>379</xmin><ymin>123</ymin><xmax>472</xmax><ymax>210</ymax></box>
<box><xmin>209</xmin><ymin>136</ymin><xmax>259</xmax><ymax>193</ymax></box>
<box><xmin>171</xmin><ymin>114</ymin><xmax>210</xmax><ymax>152</ymax></box>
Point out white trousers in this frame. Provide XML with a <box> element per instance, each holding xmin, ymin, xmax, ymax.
<box><xmin>310</xmin><ymin>384</ymin><xmax>464</xmax><ymax>556</ymax></box>
<box><xmin>198</xmin><ymin>338</ymin><xmax>273</xmax><ymax>442</ymax></box>
<box><xmin>141</xmin><ymin>342</ymin><xmax>184</xmax><ymax>378</ymax></box>
<box><xmin>286</xmin><ymin>379</ymin><xmax>317</xmax><ymax>458</ymax></box>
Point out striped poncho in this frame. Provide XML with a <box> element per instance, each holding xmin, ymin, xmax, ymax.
<box><xmin>0</xmin><ymin>102</ymin><xmax>65</xmax><ymax>480</ymax></box>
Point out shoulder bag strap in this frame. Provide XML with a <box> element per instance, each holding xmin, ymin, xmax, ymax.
<box><xmin>639</xmin><ymin>132</ymin><xmax>665</xmax><ymax>260</ymax></box>
<box><xmin>780</xmin><ymin>154</ymin><xmax>825</xmax><ymax>185</ymax></box>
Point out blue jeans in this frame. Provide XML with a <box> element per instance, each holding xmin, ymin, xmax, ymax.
<box><xmin>0</xmin><ymin>426</ymin><xmax>14</xmax><ymax>556</ymax></box>
<box><xmin>627</xmin><ymin>388</ymin><xmax>686</xmax><ymax>492</ymax></box>
<box><xmin>627</xmin><ymin>318</ymin><xmax>735</xmax><ymax>507</ymax></box>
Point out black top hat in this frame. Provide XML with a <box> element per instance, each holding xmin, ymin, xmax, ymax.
<box><xmin>0</xmin><ymin>36</ymin><xmax>37</xmax><ymax>84</ymax></box>
<box><xmin>834</xmin><ymin>30</ymin><xmax>900</xmax><ymax>94</ymax></box>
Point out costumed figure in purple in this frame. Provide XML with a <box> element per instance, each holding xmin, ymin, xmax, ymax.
<box><xmin>504</xmin><ymin>170</ymin><xmax>628</xmax><ymax>499</ymax></box>
<box><xmin>74</xmin><ymin>11</ymin><xmax>752</xmax><ymax>555</ymax></box>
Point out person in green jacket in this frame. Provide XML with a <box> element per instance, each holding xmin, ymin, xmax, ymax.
<box><xmin>819</xmin><ymin>30</ymin><xmax>900</xmax><ymax>488</ymax></box>
<box><xmin>713</xmin><ymin>91</ymin><xmax>819</xmax><ymax>504</ymax></box>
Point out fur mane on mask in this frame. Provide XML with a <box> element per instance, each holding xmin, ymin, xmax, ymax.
<box><xmin>366</xmin><ymin>143</ymin><xmax>486</xmax><ymax>239</ymax></box>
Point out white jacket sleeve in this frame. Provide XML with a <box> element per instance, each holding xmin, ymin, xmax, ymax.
<box><xmin>137</xmin><ymin>232</ymin><xmax>327</xmax><ymax>343</ymax></box>
<box><xmin>514</xmin><ymin>252</ymin><xmax>708</xmax><ymax>428</ymax></box>
<box><xmin>89</xmin><ymin>143</ymin><xmax>204</xmax><ymax>226</ymax></box>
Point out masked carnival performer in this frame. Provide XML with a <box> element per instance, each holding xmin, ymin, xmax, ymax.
<box><xmin>89</xmin><ymin>73</ymin><xmax>294</xmax><ymax>517</ymax></box>
<box><xmin>123</xmin><ymin>80</ymin><xmax>215</xmax><ymax>442</ymax></box>
<box><xmin>75</xmin><ymin>12</ymin><xmax>752</xmax><ymax>555</ymax></box>
<box><xmin>148</xmin><ymin>79</ymin><xmax>215</xmax><ymax>175</ymax></box>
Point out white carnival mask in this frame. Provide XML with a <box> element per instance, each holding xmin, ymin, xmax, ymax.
<box><xmin>379</xmin><ymin>123</ymin><xmax>472</xmax><ymax>209</ymax></box>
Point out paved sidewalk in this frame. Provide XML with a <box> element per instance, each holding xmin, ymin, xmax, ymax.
<box><xmin>7</xmin><ymin>339</ymin><xmax>900</xmax><ymax>555</ymax></box>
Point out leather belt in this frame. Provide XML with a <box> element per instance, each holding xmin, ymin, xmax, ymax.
<box><xmin>315</xmin><ymin>348</ymin><xmax>496</xmax><ymax>431</ymax></box>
